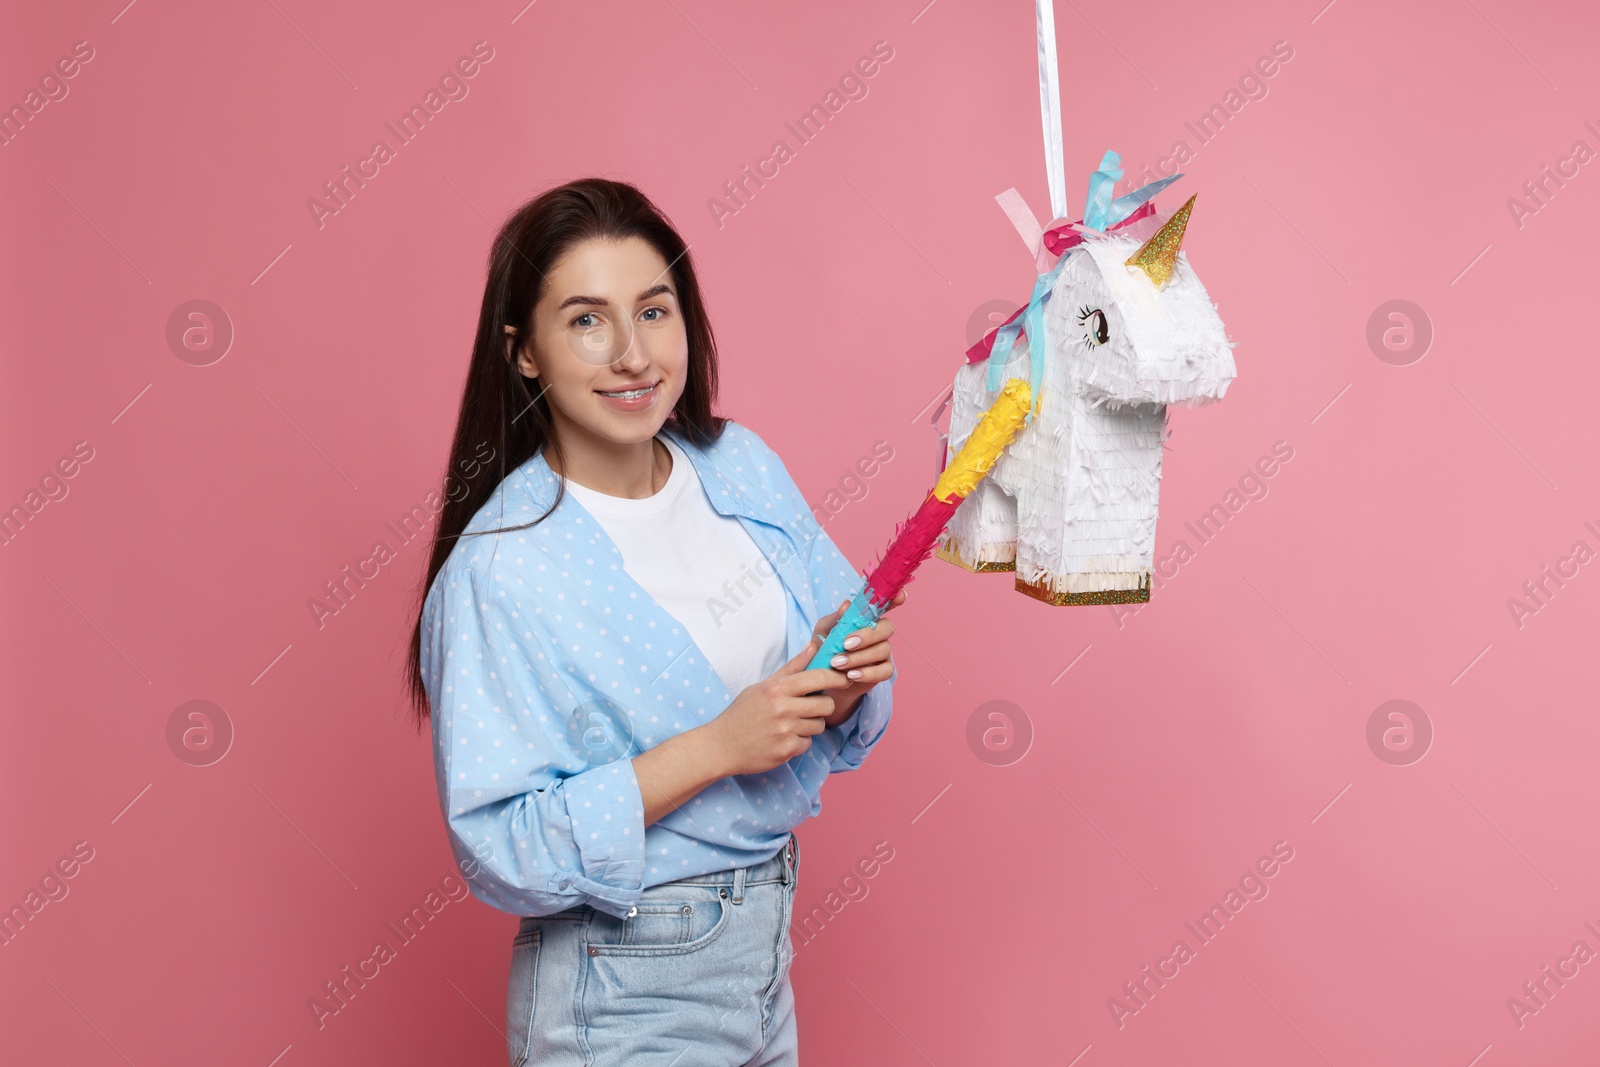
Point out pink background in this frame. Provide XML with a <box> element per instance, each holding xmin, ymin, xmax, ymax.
<box><xmin>4</xmin><ymin>0</ymin><xmax>1598</xmax><ymax>1063</ymax></box>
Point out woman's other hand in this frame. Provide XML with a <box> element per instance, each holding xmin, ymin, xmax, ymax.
<box><xmin>811</xmin><ymin>589</ymin><xmax>904</xmax><ymax>727</ymax></box>
<box><xmin>701</xmin><ymin>636</ymin><xmax>855</xmax><ymax>777</ymax></box>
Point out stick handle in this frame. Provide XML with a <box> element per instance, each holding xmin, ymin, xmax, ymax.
<box><xmin>806</xmin><ymin>591</ymin><xmax>887</xmax><ymax>672</ymax></box>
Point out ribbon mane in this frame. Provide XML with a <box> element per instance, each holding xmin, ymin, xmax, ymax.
<box><xmin>970</xmin><ymin>152</ymin><xmax>1185</xmax><ymax>410</ymax></box>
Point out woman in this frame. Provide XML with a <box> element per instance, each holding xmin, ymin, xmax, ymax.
<box><xmin>405</xmin><ymin>178</ymin><xmax>901</xmax><ymax>1066</ymax></box>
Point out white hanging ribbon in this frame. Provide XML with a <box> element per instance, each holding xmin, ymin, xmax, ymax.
<box><xmin>1035</xmin><ymin>0</ymin><xmax>1067</xmax><ymax>223</ymax></box>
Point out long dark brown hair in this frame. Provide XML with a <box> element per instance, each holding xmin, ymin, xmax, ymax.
<box><xmin>403</xmin><ymin>178</ymin><xmax>728</xmax><ymax>730</ymax></box>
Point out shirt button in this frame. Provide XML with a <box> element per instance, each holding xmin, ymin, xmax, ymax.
<box><xmin>560</xmin><ymin>881</ymin><xmax>571</xmax><ymax>890</ymax></box>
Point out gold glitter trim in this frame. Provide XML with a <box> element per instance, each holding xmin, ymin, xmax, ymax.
<box><xmin>935</xmin><ymin>542</ymin><xmax>1016</xmax><ymax>572</ymax></box>
<box><xmin>1015</xmin><ymin>571</ymin><xmax>1151</xmax><ymax>606</ymax></box>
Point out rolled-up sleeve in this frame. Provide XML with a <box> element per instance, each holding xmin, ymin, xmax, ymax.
<box><xmin>420</xmin><ymin>562</ymin><xmax>647</xmax><ymax>918</ymax></box>
<box><xmin>823</xmin><ymin>682</ymin><xmax>891</xmax><ymax>773</ymax></box>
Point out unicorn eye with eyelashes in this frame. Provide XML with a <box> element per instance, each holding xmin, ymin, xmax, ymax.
<box><xmin>1077</xmin><ymin>305</ymin><xmax>1110</xmax><ymax>346</ymax></box>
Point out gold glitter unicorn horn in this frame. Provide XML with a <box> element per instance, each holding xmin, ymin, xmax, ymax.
<box><xmin>1126</xmin><ymin>194</ymin><xmax>1196</xmax><ymax>287</ymax></box>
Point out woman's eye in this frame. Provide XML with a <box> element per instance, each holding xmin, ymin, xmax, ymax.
<box><xmin>573</xmin><ymin>312</ymin><xmax>598</xmax><ymax>329</ymax></box>
<box><xmin>640</xmin><ymin>307</ymin><xmax>664</xmax><ymax>322</ymax></box>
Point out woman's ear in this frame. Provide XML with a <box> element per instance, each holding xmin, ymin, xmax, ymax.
<box><xmin>504</xmin><ymin>325</ymin><xmax>539</xmax><ymax>379</ymax></box>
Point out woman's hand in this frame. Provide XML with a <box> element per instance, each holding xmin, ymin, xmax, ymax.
<box><xmin>699</xmin><ymin>637</ymin><xmax>857</xmax><ymax>778</ymax></box>
<box><xmin>812</xmin><ymin>588</ymin><xmax>905</xmax><ymax>727</ymax></box>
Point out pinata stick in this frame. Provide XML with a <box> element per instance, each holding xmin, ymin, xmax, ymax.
<box><xmin>807</xmin><ymin>377</ymin><xmax>1034</xmax><ymax>672</ymax></box>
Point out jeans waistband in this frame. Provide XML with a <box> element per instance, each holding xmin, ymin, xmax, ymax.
<box><xmin>522</xmin><ymin>835</ymin><xmax>798</xmax><ymax>924</ymax></box>
<box><xmin>668</xmin><ymin>833</ymin><xmax>797</xmax><ymax>889</ymax></box>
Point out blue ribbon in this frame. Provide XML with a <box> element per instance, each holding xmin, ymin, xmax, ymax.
<box><xmin>1082</xmin><ymin>150</ymin><xmax>1124</xmax><ymax>233</ymax></box>
<box><xmin>1106</xmin><ymin>171</ymin><xmax>1184</xmax><ymax>227</ymax></box>
<box><xmin>984</xmin><ymin>253</ymin><xmax>1068</xmax><ymax>404</ymax></box>
<box><xmin>1084</xmin><ymin>150</ymin><xmax>1186</xmax><ymax>231</ymax></box>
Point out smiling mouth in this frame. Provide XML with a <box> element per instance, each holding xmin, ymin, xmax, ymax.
<box><xmin>596</xmin><ymin>383</ymin><xmax>658</xmax><ymax>399</ymax></box>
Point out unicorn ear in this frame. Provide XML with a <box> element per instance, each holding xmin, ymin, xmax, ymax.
<box><xmin>1125</xmin><ymin>194</ymin><xmax>1196</xmax><ymax>287</ymax></box>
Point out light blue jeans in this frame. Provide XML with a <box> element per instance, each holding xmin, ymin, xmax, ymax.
<box><xmin>506</xmin><ymin>833</ymin><xmax>800</xmax><ymax>1066</ymax></box>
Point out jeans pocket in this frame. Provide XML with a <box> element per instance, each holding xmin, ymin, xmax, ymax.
<box><xmin>506</xmin><ymin>923</ymin><xmax>541</xmax><ymax>1067</ymax></box>
<box><xmin>578</xmin><ymin>885</ymin><xmax>773</xmax><ymax>1062</ymax></box>
<box><xmin>586</xmin><ymin>887</ymin><xmax>729</xmax><ymax>956</ymax></box>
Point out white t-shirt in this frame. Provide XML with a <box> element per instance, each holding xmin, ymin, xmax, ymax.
<box><xmin>562</xmin><ymin>435</ymin><xmax>790</xmax><ymax>695</ymax></box>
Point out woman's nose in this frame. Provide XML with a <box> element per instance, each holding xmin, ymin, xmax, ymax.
<box><xmin>610</xmin><ymin>329</ymin><xmax>650</xmax><ymax>371</ymax></box>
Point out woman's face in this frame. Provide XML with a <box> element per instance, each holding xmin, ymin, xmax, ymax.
<box><xmin>518</xmin><ymin>235</ymin><xmax>690</xmax><ymax>449</ymax></box>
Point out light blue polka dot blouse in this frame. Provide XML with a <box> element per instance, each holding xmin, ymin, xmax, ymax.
<box><xmin>419</xmin><ymin>420</ymin><xmax>893</xmax><ymax>919</ymax></box>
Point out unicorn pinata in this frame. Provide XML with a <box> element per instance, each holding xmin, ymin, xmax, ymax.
<box><xmin>935</xmin><ymin>150</ymin><xmax>1237</xmax><ymax>605</ymax></box>
<box><xmin>801</xmin><ymin>107</ymin><xmax>1239</xmax><ymax>667</ymax></box>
